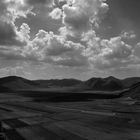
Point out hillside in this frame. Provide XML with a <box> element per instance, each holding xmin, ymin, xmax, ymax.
<box><xmin>0</xmin><ymin>76</ymin><xmax>38</xmax><ymax>90</ymax></box>
<box><xmin>0</xmin><ymin>76</ymin><xmax>82</xmax><ymax>91</ymax></box>
<box><xmin>122</xmin><ymin>82</ymin><xmax>140</xmax><ymax>99</ymax></box>
<box><xmin>0</xmin><ymin>76</ymin><xmax>140</xmax><ymax>92</ymax></box>
<box><xmin>85</xmin><ymin>76</ymin><xmax>124</xmax><ymax>91</ymax></box>
<box><xmin>122</xmin><ymin>77</ymin><xmax>140</xmax><ymax>88</ymax></box>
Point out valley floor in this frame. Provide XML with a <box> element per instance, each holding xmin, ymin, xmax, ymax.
<box><xmin>0</xmin><ymin>93</ymin><xmax>140</xmax><ymax>140</ymax></box>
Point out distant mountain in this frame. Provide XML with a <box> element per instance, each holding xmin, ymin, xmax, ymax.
<box><xmin>0</xmin><ymin>76</ymin><xmax>38</xmax><ymax>90</ymax></box>
<box><xmin>122</xmin><ymin>77</ymin><xmax>140</xmax><ymax>88</ymax></box>
<box><xmin>0</xmin><ymin>76</ymin><xmax>140</xmax><ymax>92</ymax></box>
<box><xmin>0</xmin><ymin>76</ymin><xmax>82</xmax><ymax>91</ymax></box>
<box><xmin>85</xmin><ymin>76</ymin><xmax>124</xmax><ymax>91</ymax></box>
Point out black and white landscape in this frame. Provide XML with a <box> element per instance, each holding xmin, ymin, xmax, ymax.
<box><xmin>0</xmin><ymin>0</ymin><xmax>140</xmax><ymax>139</ymax></box>
<box><xmin>0</xmin><ymin>76</ymin><xmax>140</xmax><ymax>140</ymax></box>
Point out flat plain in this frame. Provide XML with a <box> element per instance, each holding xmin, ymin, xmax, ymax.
<box><xmin>0</xmin><ymin>92</ymin><xmax>140</xmax><ymax>140</ymax></box>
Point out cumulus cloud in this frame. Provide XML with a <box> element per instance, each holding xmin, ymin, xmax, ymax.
<box><xmin>0</xmin><ymin>20</ymin><xmax>31</xmax><ymax>47</ymax></box>
<box><xmin>2</xmin><ymin>0</ymin><xmax>34</xmax><ymax>22</ymax></box>
<box><xmin>25</xmin><ymin>29</ymin><xmax>139</xmax><ymax>70</ymax></box>
<box><xmin>101</xmin><ymin>37</ymin><xmax>132</xmax><ymax>59</ymax></box>
<box><xmin>0</xmin><ymin>26</ymin><xmax>139</xmax><ymax>71</ymax></box>
<box><xmin>0</xmin><ymin>21</ymin><xmax>25</xmax><ymax>46</ymax></box>
<box><xmin>121</xmin><ymin>31</ymin><xmax>136</xmax><ymax>40</ymax></box>
<box><xmin>0</xmin><ymin>29</ymin><xmax>88</xmax><ymax>68</ymax></box>
<box><xmin>81</xmin><ymin>30</ymin><xmax>138</xmax><ymax>71</ymax></box>
<box><xmin>50</xmin><ymin>0</ymin><xmax>108</xmax><ymax>36</ymax></box>
<box><xmin>53</xmin><ymin>0</ymin><xmax>67</xmax><ymax>9</ymax></box>
<box><xmin>48</xmin><ymin>0</ymin><xmax>138</xmax><ymax>71</ymax></box>
<box><xmin>0</xmin><ymin>0</ymin><xmax>32</xmax><ymax>61</ymax></box>
<box><xmin>18</xmin><ymin>23</ymin><xmax>31</xmax><ymax>42</ymax></box>
<box><xmin>87</xmin><ymin>36</ymin><xmax>139</xmax><ymax>70</ymax></box>
<box><xmin>49</xmin><ymin>8</ymin><xmax>62</xmax><ymax>19</ymax></box>
<box><xmin>82</xmin><ymin>30</ymin><xmax>101</xmax><ymax>55</ymax></box>
<box><xmin>0</xmin><ymin>0</ymin><xmax>140</xmax><ymax>76</ymax></box>
<box><xmin>0</xmin><ymin>0</ymin><xmax>33</xmax><ymax>47</ymax></box>
<box><xmin>24</xmin><ymin>30</ymin><xmax>89</xmax><ymax>67</ymax></box>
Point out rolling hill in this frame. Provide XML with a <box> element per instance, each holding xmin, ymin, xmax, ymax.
<box><xmin>122</xmin><ymin>82</ymin><xmax>140</xmax><ymax>99</ymax></box>
<box><xmin>85</xmin><ymin>76</ymin><xmax>124</xmax><ymax>91</ymax></box>
<box><xmin>0</xmin><ymin>76</ymin><xmax>140</xmax><ymax>93</ymax></box>
<box><xmin>0</xmin><ymin>76</ymin><xmax>38</xmax><ymax>90</ymax></box>
<box><xmin>122</xmin><ymin>77</ymin><xmax>140</xmax><ymax>88</ymax></box>
<box><xmin>0</xmin><ymin>76</ymin><xmax>82</xmax><ymax>91</ymax></box>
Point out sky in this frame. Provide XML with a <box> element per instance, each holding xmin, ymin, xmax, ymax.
<box><xmin>0</xmin><ymin>0</ymin><xmax>140</xmax><ymax>80</ymax></box>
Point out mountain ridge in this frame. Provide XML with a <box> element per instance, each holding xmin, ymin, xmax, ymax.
<box><xmin>0</xmin><ymin>76</ymin><xmax>82</xmax><ymax>91</ymax></box>
<box><xmin>0</xmin><ymin>76</ymin><xmax>140</xmax><ymax>92</ymax></box>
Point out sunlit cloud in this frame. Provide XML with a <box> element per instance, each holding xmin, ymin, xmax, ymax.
<box><xmin>0</xmin><ymin>0</ymin><xmax>139</xmax><ymax>79</ymax></box>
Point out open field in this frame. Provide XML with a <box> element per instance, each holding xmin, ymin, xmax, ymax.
<box><xmin>0</xmin><ymin>92</ymin><xmax>140</xmax><ymax>140</ymax></box>
<box><xmin>16</xmin><ymin>89</ymin><xmax>126</xmax><ymax>102</ymax></box>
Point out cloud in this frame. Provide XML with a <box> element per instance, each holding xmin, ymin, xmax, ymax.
<box><xmin>0</xmin><ymin>21</ymin><xmax>25</xmax><ymax>46</ymax></box>
<box><xmin>25</xmin><ymin>30</ymin><xmax>89</xmax><ymax>67</ymax></box>
<box><xmin>0</xmin><ymin>0</ymin><xmax>33</xmax><ymax>47</ymax></box>
<box><xmin>51</xmin><ymin>0</ymin><xmax>109</xmax><ymax>36</ymax></box>
<box><xmin>81</xmin><ymin>30</ymin><xmax>101</xmax><ymax>55</ymax></box>
<box><xmin>0</xmin><ymin>26</ymin><xmax>139</xmax><ymax>71</ymax></box>
<box><xmin>0</xmin><ymin>20</ymin><xmax>31</xmax><ymax>47</ymax></box>
<box><xmin>53</xmin><ymin>0</ymin><xmax>67</xmax><ymax>9</ymax></box>
<box><xmin>0</xmin><ymin>66</ymin><xmax>25</xmax><ymax>77</ymax></box>
<box><xmin>0</xmin><ymin>28</ymin><xmax>88</xmax><ymax>68</ymax></box>
<box><xmin>87</xmin><ymin>36</ymin><xmax>139</xmax><ymax>70</ymax></box>
<box><xmin>0</xmin><ymin>0</ymin><xmax>140</xmax><ymax>76</ymax></box>
<box><xmin>136</xmin><ymin>42</ymin><xmax>140</xmax><ymax>48</ymax></box>
<box><xmin>101</xmin><ymin>37</ymin><xmax>132</xmax><ymax>59</ymax></box>
<box><xmin>18</xmin><ymin>23</ymin><xmax>31</xmax><ymax>42</ymax></box>
<box><xmin>121</xmin><ymin>31</ymin><xmax>136</xmax><ymax>40</ymax></box>
<box><xmin>2</xmin><ymin>0</ymin><xmax>34</xmax><ymax>22</ymax></box>
<box><xmin>25</xmin><ymin>0</ymin><xmax>53</xmax><ymax>6</ymax></box>
<box><xmin>49</xmin><ymin>8</ymin><xmax>62</xmax><ymax>19</ymax></box>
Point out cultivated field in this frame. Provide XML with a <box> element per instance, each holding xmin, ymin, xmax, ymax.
<box><xmin>0</xmin><ymin>91</ymin><xmax>140</xmax><ymax>140</ymax></box>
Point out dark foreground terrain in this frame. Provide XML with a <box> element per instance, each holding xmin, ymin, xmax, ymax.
<box><xmin>0</xmin><ymin>91</ymin><xmax>140</xmax><ymax>140</ymax></box>
<box><xmin>0</xmin><ymin>76</ymin><xmax>140</xmax><ymax>139</ymax></box>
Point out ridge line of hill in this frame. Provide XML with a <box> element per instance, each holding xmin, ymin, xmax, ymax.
<box><xmin>0</xmin><ymin>76</ymin><xmax>140</xmax><ymax>92</ymax></box>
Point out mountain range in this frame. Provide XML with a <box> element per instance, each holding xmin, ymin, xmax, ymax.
<box><xmin>0</xmin><ymin>76</ymin><xmax>140</xmax><ymax>92</ymax></box>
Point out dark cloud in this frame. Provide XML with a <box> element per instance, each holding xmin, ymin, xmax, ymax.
<box><xmin>25</xmin><ymin>0</ymin><xmax>52</xmax><ymax>5</ymax></box>
<box><xmin>53</xmin><ymin>0</ymin><xmax>67</xmax><ymax>9</ymax></box>
<box><xmin>0</xmin><ymin>21</ymin><xmax>25</xmax><ymax>46</ymax></box>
